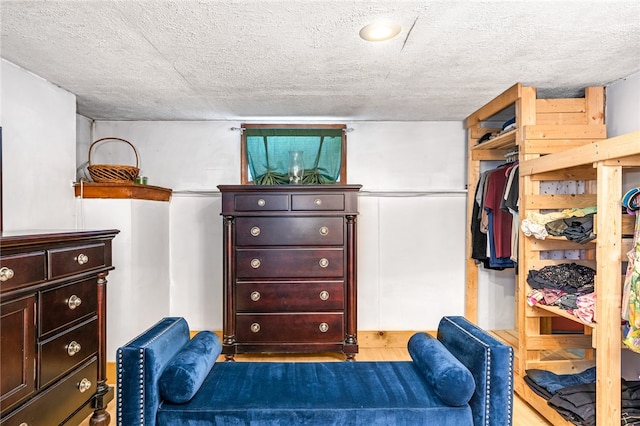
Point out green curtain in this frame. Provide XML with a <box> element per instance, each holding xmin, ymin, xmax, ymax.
<box><xmin>245</xmin><ymin>128</ymin><xmax>342</xmax><ymax>185</ymax></box>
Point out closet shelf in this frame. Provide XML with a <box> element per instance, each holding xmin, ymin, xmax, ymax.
<box><xmin>470</xmin><ymin>129</ymin><xmax>517</xmax><ymax>151</ymax></box>
<box><xmin>73</xmin><ymin>182</ymin><xmax>172</xmax><ymax>201</ymax></box>
<box><xmin>533</xmin><ymin>304</ymin><xmax>596</xmax><ymax>329</ymax></box>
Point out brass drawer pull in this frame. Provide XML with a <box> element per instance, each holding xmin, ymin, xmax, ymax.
<box><xmin>67</xmin><ymin>294</ymin><xmax>82</xmax><ymax>309</ymax></box>
<box><xmin>314</xmin><ymin>198</ymin><xmax>322</xmax><ymax>206</ymax></box>
<box><xmin>257</xmin><ymin>199</ymin><xmax>266</xmax><ymax>207</ymax></box>
<box><xmin>250</xmin><ymin>291</ymin><xmax>261</xmax><ymax>301</ymax></box>
<box><xmin>319</xmin><ymin>226</ymin><xmax>329</xmax><ymax>236</ymax></box>
<box><xmin>319</xmin><ymin>258</ymin><xmax>329</xmax><ymax>268</ymax></box>
<box><xmin>67</xmin><ymin>341</ymin><xmax>82</xmax><ymax>356</ymax></box>
<box><xmin>319</xmin><ymin>322</ymin><xmax>329</xmax><ymax>333</ymax></box>
<box><xmin>75</xmin><ymin>253</ymin><xmax>89</xmax><ymax>265</ymax></box>
<box><xmin>0</xmin><ymin>266</ymin><xmax>15</xmax><ymax>282</ymax></box>
<box><xmin>250</xmin><ymin>323</ymin><xmax>261</xmax><ymax>333</ymax></box>
<box><xmin>250</xmin><ymin>259</ymin><xmax>261</xmax><ymax>269</ymax></box>
<box><xmin>250</xmin><ymin>226</ymin><xmax>261</xmax><ymax>236</ymax></box>
<box><xmin>319</xmin><ymin>290</ymin><xmax>329</xmax><ymax>301</ymax></box>
<box><xmin>77</xmin><ymin>378</ymin><xmax>92</xmax><ymax>393</ymax></box>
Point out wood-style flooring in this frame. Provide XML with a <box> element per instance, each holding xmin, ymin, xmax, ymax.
<box><xmin>80</xmin><ymin>346</ymin><xmax>551</xmax><ymax>426</ymax></box>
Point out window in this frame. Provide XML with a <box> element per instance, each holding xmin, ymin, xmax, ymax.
<box><xmin>241</xmin><ymin>124</ymin><xmax>347</xmax><ymax>185</ymax></box>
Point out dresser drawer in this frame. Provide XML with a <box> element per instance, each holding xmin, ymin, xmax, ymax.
<box><xmin>236</xmin><ymin>281</ymin><xmax>345</xmax><ymax>312</ymax></box>
<box><xmin>234</xmin><ymin>194</ymin><xmax>289</xmax><ymax>211</ymax></box>
<box><xmin>0</xmin><ymin>358</ymin><xmax>97</xmax><ymax>426</ymax></box>
<box><xmin>0</xmin><ymin>252</ymin><xmax>46</xmax><ymax>292</ymax></box>
<box><xmin>236</xmin><ymin>313</ymin><xmax>344</xmax><ymax>343</ymax></box>
<box><xmin>236</xmin><ymin>217</ymin><xmax>344</xmax><ymax>246</ymax></box>
<box><xmin>39</xmin><ymin>279</ymin><xmax>97</xmax><ymax>337</ymax></box>
<box><xmin>48</xmin><ymin>243</ymin><xmax>106</xmax><ymax>279</ymax></box>
<box><xmin>0</xmin><ymin>296</ymin><xmax>36</xmax><ymax>415</ymax></box>
<box><xmin>291</xmin><ymin>194</ymin><xmax>344</xmax><ymax>211</ymax></box>
<box><xmin>236</xmin><ymin>249</ymin><xmax>344</xmax><ymax>278</ymax></box>
<box><xmin>39</xmin><ymin>318</ymin><xmax>98</xmax><ymax>388</ymax></box>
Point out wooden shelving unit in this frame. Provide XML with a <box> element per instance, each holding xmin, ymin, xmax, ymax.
<box><xmin>518</xmin><ymin>131</ymin><xmax>640</xmax><ymax>425</ymax></box>
<box><xmin>464</xmin><ymin>82</ymin><xmax>622</xmax><ymax>425</ymax></box>
<box><xmin>465</xmin><ymin>82</ymin><xmax>606</xmax><ymax>324</ymax></box>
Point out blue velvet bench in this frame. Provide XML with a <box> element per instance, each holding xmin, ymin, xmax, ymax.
<box><xmin>116</xmin><ymin>316</ymin><xmax>513</xmax><ymax>425</ymax></box>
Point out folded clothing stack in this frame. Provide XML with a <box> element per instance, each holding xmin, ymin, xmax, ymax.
<box><xmin>524</xmin><ymin>367</ymin><xmax>640</xmax><ymax>426</ymax></box>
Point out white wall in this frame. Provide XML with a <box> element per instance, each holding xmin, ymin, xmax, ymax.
<box><xmin>91</xmin><ymin>120</ymin><xmax>468</xmax><ymax>333</ymax></box>
<box><xmin>78</xmin><ymin>198</ymin><xmax>171</xmax><ymax>360</ymax></box>
<box><xmin>1</xmin><ymin>59</ymin><xmax>77</xmax><ymax>230</ymax></box>
<box><xmin>606</xmin><ymin>71</ymin><xmax>640</xmax><ymax>137</ymax></box>
<box><xmin>606</xmin><ymin>71</ymin><xmax>640</xmax><ymax>191</ymax></box>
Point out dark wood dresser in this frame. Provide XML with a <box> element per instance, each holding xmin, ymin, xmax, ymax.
<box><xmin>0</xmin><ymin>230</ymin><xmax>118</xmax><ymax>426</ymax></box>
<box><xmin>218</xmin><ymin>185</ymin><xmax>361</xmax><ymax>360</ymax></box>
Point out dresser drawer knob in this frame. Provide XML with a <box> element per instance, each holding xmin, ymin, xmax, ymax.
<box><xmin>67</xmin><ymin>340</ymin><xmax>82</xmax><ymax>356</ymax></box>
<box><xmin>319</xmin><ymin>322</ymin><xmax>329</xmax><ymax>333</ymax></box>
<box><xmin>0</xmin><ymin>266</ymin><xmax>15</xmax><ymax>282</ymax></box>
<box><xmin>250</xmin><ymin>291</ymin><xmax>261</xmax><ymax>301</ymax></box>
<box><xmin>257</xmin><ymin>198</ymin><xmax>266</xmax><ymax>207</ymax></box>
<box><xmin>250</xmin><ymin>323</ymin><xmax>261</xmax><ymax>333</ymax></box>
<box><xmin>77</xmin><ymin>378</ymin><xmax>92</xmax><ymax>393</ymax></box>
<box><xmin>319</xmin><ymin>290</ymin><xmax>329</xmax><ymax>301</ymax></box>
<box><xmin>19</xmin><ymin>423</ymin><xmax>28</xmax><ymax>426</ymax></box>
<box><xmin>319</xmin><ymin>226</ymin><xmax>329</xmax><ymax>236</ymax></box>
<box><xmin>250</xmin><ymin>226</ymin><xmax>261</xmax><ymax>236</ymax></box>
<box><xmin>75</xmin><ymin>253</ymin><xmax>89</xmax><ymax>265</ymax></box>
<box><xmin>67</xmin><ymin>294</ymin><xmax>82</xmax><ymax>309</ymax></box>
<box><xmin>250</xmin><ymin>259</ymin><xmax>261</xmax><ymax>269</ymax></box>
<box><xmin>319</xmin><ymin>258</ymin><xmax>329</xmax><ymax>268</ymax></box>
<box><xmin>314</xmin><ymin>198</ymin><xmax>322</xmax><ymax>206</ymax></box>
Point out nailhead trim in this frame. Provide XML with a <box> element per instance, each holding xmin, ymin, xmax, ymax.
<box><xmin>441</xmin><ymin>317</ymin><xmax>514</xmax><ymax>425</ymax></box>
<box><xmin>116</xmin><ymin>318</ymin><xmax>186</xmax><ymax>426</ymax></box>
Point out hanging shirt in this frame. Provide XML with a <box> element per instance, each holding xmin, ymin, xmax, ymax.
<box><xmin>484</xmin><ymin>166</ymin><xmax>513</xmax><ymax>259</ymax></box>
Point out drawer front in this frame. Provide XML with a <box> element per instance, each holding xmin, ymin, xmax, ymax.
<box><xmin>48</xmin><ymin>243</ymin><xmax>106</xmax><ymax>279</ymax></box>
<box><xmin>0</xmin><ymin>296</ymin><xmax>36</xmax><ymax>415</ymax></box>
<box><xmin>236</xmin><ymin>249</ymin><xmax>344</xmax><ymax>279</ymax></box>
<box><xmin>236</xmin><ymin>281</ymin><xmax>345</xmax><ymax>312</ymax></box>
<box><xmin>236</xmin><ymin>217</ymin><xmax>344</xmax><ymax>246</ymax></box>
<box><xmin>0</xmin><ymin>358</ymin><xmax>97</xmax><ymax>426</ymax></box>
<box><xmin>234</xmin><ymin>194</ymin><xmax>289</xmax><ymax>211</ymax></box>
<box><xmin>39</xmin><ymin>318</ymin><xmax>98</xmax><ymax>388</ymax></box>
<box><xmin>0</xmin><ymin>252</ymin><xmax>46</xmax><ymax>292</ymax></box>
<box><xmin>40</xmin><ymin>279</ymin><xmax>98</xmax><ymax>337</ymax></box>
<box><xmin>236</xmin><ymin>313</ymin><xmax>344</xmax><ymax>343</ymax></box>
<box><xmin>291</xmin><ymin>194</ymin><xmax>344</xmax><ymax>211</ymax></box>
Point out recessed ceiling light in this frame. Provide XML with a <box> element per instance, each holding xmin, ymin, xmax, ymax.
<box><xmin>359</xmin><ymin>21</ymin><xmax>401</xmax><ymax>42</ymax></box>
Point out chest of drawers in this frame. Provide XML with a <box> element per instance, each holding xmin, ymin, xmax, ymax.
<box><xmin>0</xmin><ymin>230</ymin><xmax>118</xmax><ymax>426</ymax></box>
<box><xmin>219</xmin><ymin>185</ymin><xmax>361</xmax><ymax>360</ymax></box>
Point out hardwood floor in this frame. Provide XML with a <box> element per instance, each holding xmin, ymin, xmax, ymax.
<box><xmin>79</xmin><ymin>346</ymin><xmax>551</xmax><ymax>426</ymax></box>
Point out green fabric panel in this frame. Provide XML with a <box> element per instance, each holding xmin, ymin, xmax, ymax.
<box><xmin>246</xmin><ymin>132</ymin><xmax>342</xmax><ymax>184</ymax></box>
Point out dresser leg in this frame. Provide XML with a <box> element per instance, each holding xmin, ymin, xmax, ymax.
<box><xmin>89</xmin><ymin>408</ymin><xmax>110</xmax><ymax>426</ymax></box>
<box><xmin>90</xmin><ymin>382</ymin><xmax>112</xmax><ymax>426</ymax></box>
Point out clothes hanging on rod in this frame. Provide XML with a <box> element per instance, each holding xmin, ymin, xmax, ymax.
<box><xmin>471</xmin><ymin>162</ymin><xmax>519</xmax><ymax>269</ymax></box>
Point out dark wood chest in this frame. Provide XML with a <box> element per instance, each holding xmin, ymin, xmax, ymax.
<box><xmin>218</xmin><ymin>185</ymin><xmax>361</xmax><ymax>360</ymax></box>
<box><xmin>0</xmin><ymin>230</ymin><xmax>118</xmax><ymax>426</ymax></box>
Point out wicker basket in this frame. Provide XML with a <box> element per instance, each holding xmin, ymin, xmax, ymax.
<box><xmin>87</xmin><ymin>137</ymin><xmax>140</xmax><ymax>183</ymax></box>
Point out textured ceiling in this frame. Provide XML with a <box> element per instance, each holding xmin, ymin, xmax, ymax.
<box><xmin>2</xmin><ymin>1</ymin><xmax>639</xmax><ymax>121</ymax></box>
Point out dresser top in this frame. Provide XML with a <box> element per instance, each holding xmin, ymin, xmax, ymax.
<box><xmin>217</xmin><ymin>184</ymin><xmax>362</xmax><ymax>193</ymax></box>
<box><xmin>0</xmin><ymin>229</ymin><xmax>120</xmax><ymax>248</ymax></box>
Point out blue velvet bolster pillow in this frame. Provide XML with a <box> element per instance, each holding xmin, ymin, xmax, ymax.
<box><xmin>407</xmin><ymin>332</ymin><xmax>475</xmax><ymax>407</ymax></box>
<box><xmin>158</xmin><ymin>331</ymin><xmax>222</xmax><ymax>403</ymax></box>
